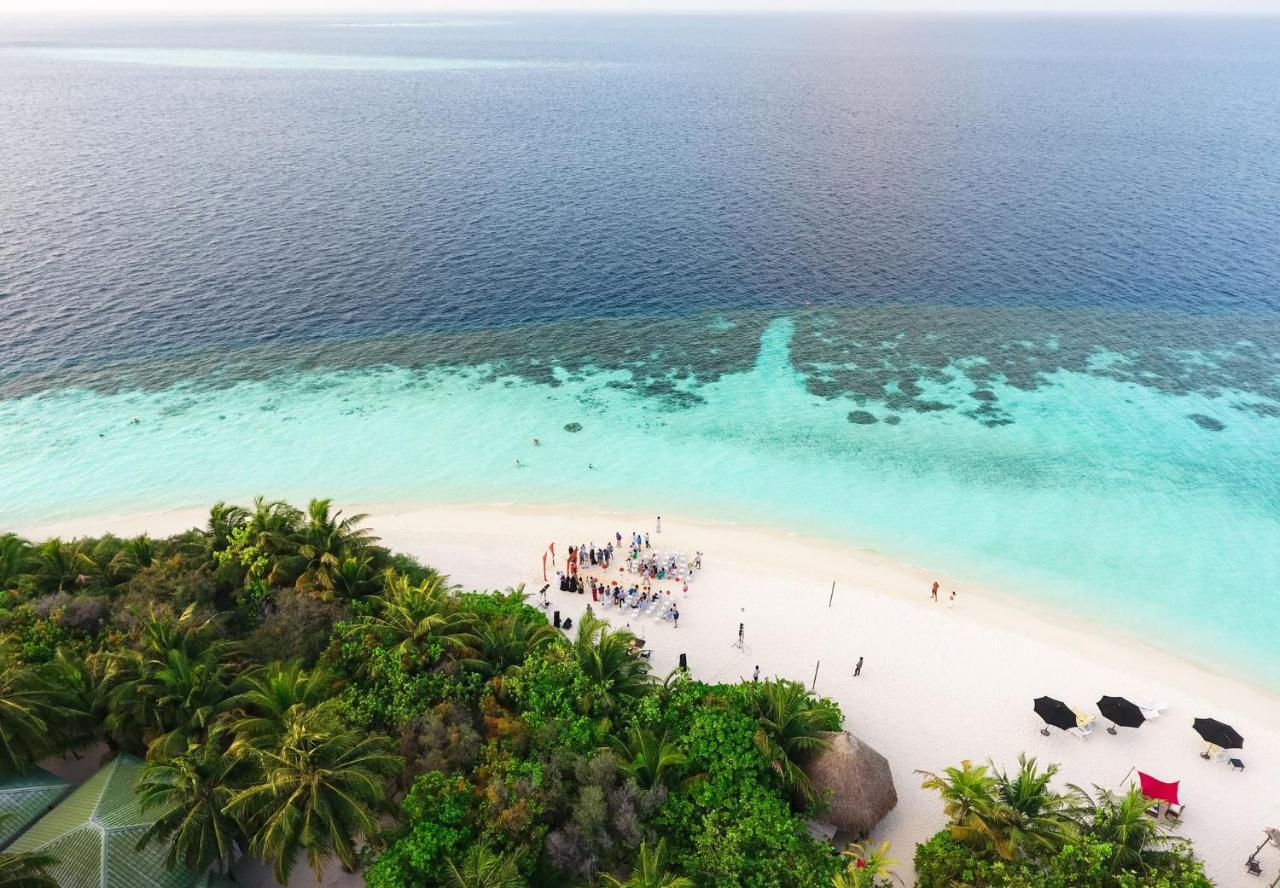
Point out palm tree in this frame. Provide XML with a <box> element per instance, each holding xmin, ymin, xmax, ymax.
<box><xmin>226</xmin><ymin>661</ymin><xmax>338</xmax><ymax>753</ymax></box>
<box><xmin>0</xmin><ymin>639</ymin><xmax>66</xmax><ymax>772</ymax></box>
<box><xmin>101</xmin><ymin>605</ymin><xmax>234</xmax><ymax>755</ymax></box>
<box><xmin>0</xmin><ymin>534</ymin><xmax>34</xmax><ymax>588</ymax></box>
<box><xmin>607</xmin><ymin>726</ymin><xmax>689</xmax><ymax>791</ymax></box>
<box><xmin>352</xmin><ymin>574</ymin><xmax>475</xmax><ymax>668</ymax></box>
<box><xmin>224</xmin><ymin>705</ymin><xmax>402</xmax><ymax>883</ymax></box>
<box><xmin>982</xmin><ymin>755</ymin><xmax>1082</xmax><ymax>861</ymax></box>
<box><xmin>0</xmin><ymin>847</ymin><xmax>59</xmax><ymax>888</ymax></box>
<box><xmin>468</xmin><ymin>611</ymin><xmax>559</xmax><ymax>678</ymax></box>
<box><xmin>331</xmin><ymin>553</ymin><xmax>384</xmax><ymax>599</ymax></box>
<box><xmin>30</xmin><ymin>538</ymin><xmax>94</xmax><ymax>593</ymax></box>
<box><xmin>572</xmin><ymin>613</ymin><xmax>654</xmax><ymax>718</ymax></box>
<box><xmin>750</xmin><ymin>680</ymin><xmax>832</xmax><ymax>805</ymax></box>
<box><xmin>444</xmin><ymin>844</ymin><xmax>526</xmax><ymax>888</ymax></box>
<box><xmin>108</xmin><ymin>534</ymin><xmax>156</xmax><ymax>581</ymax></box>
<box><xmin>205</xmin><ymin>501</ymin><xmax>249</xmax><ymax>553</ymax></box>
<box><xmin>136</xmin><ymin>731</ymin><xmax>244</xmax><ymax>874</ymax></box>
<box><xmin>1076</xmin><ymin>784</ymin><xmax>1176</xmax><ymax>874</ymax></box>
<box><xmin>920</xmin><ymin>756</ymin><xmax>1080</xmax><ymax>861</ymax></box>
<box><xmin>107</xmin><ymin>646</ymin><xmax>231</xmax><ymax>758</ymax></box>
<box><xmin>916</xmin><ymin>759</ymin><xmax>999</xmax><ymax>844</ymax></box>
<box><xmin>601</xmin><ymin>840</ymin><xmax>693</xmax><ymax>888</ymax></box>
<box><xmin>293</xmin><ymin>499</ymin><xmax>382</xmax><ymax>597</ymax></box>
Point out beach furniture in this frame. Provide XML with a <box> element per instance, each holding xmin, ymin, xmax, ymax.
<box><xmin>1097</xmin><ymin>696</ymin><xmax>1147</xmax><ymax>734</ymax></box>
<box><xmin>1193</xmin><ymin>717</ymin><xmax>1244</xmax><ymax>758</ymax></box>
<box><xmin>1137</xmin><ymin>701</ymin><xmax>1167</xmax><ymax>720</ymax></box>
<box><xmin>1246</xmin><ymin>856</ymin><xmax>1262</xmax><ymax>876</ymax></box>
<box><xmin>1034</xmin><ymin>696</ymin><xmax>1079</xmax><ymax>735</ymax></box>
<box><xmin>1067</xmin><ymin>725</ymin><xmax>1094</xmax><ymax>741</ymax></box>
<box><xmin>1231</xmin><ymin>758</ymin><xmax>1246</xmax><ymax>772</ymax></box>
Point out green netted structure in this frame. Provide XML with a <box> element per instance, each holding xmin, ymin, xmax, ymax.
<box><xmin>0</xmin><ymin>767</ymin><xmax>73</xmax><ymax>848</ymax></box>
<box><xmin>8</xmin><ymin>754</ymin><xmax>227</xmax><ymax>888</ymax></box>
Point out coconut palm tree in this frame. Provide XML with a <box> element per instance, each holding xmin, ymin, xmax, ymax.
<box><xmin>108</xmin><ymin>645</ymin><xmax>232</xmax><ymax>759</ymax></box>
<box><xmin>444</xmin><ymin>844</ymin><xmax>526</xmax><ymax>888</ymax></box>
<box><xmin>205</xmin><ymin>502</ymin><xmax>249</xmax><ymax>553</ymax></box>
<box><xmin>601</xmin><ymin>840</ymin><xmax>693</xmax><ymax>888</ymax></box>
<box><xmin>136</xmin><ymin>730</ymin><xmax>244</xmax><ymax>874</ymax></box>
<box><xmin>292</xmin><ymin>499</ymin><xmax>382</xmax><ymax>597</ymax></box>
<box><xmin>352</xmin><ymin>574</ymin><xmax>475</xmax><ymax>668</ymax></box>
<box><xmin>226</xmin><ymin>661</ymin><xmax>338</xmax><ymax>753</ymax></box>
<box><xmin>0</xmin><ymin>847</ymin><xmax>59</xmax><ymax>888</ymax></box>
<box><xmin>980</xmin><ymin>755</ymin><xmax>1082</xmax><ymax>861</ymax></box>
<box><xmin>331</xmin><ymin>553</ymin><xmax>384</xmax><ymax>599</ymax></box>
<box><xmin>1076</xmin><ymin>784</ymin><xmax>1177</xmax><ymax>874</ymax></box>
<box><xmin>607</xmin><ymin>726</ymin><xmax>689</xmax><ymax>791</ymax></box>
<box><xmin>572</xmin><ymin>613</ymin><xmax>654</xmax><ymax>718</ymax></box>
<box><xmin>468</xmin><ymin>611</ymin><xmax>559</xmax><ymax>678</ymax></box>
<box><xmin>0</xmin><ymin>534</ymin><xmax>34</xmax><ymax>588</ymax></box>
<box><xmin>916</xmin><ymin>759</ymin><xmax>999</xmax><ymax>845</ymax></box>
<box><xmin>0</xmin><ymin>641</ymin><xmax>62</xmax><ymax>772</ymax></box>
<box><xmin>30</xmin><ymin>538</ymin><xmax>94</xmax><ymax>593</ymax></box>
<box><xmin>749</xmin><ymin>680</ymin><xmax>832</xmax><ymax>806</ymax></box>
<box><xmin>108</xmin><ymin>534</ymin><xmax>156</xmax><ymax>581</ymax></box>
<box><xmin>224</xmin><ymin>704</ymin><xmax>402</xmax><ymax>883</ymax></box>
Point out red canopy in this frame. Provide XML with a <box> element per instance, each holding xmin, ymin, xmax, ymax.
<box><xmin>1138</xmin><ymin>771</ymin><xmax>1180</xmax><ymax>806</ymax></box>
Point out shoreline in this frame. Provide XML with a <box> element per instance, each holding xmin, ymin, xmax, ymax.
<box><xmin>13</xmin><ymin>499</ymin><xmax>1280</xmax><ymax>886</ymax></box>
<box><xmin>14</xmin><ymin>496</ymin><xmax>1280</xmax><ymax>709</ymax></box>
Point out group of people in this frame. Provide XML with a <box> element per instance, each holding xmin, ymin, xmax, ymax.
<box><xmin>930</xmin><ymin>580</ymin><xmax>958</xmax><ymax>607</ymax></box>
<box><xmin>546</xmin><ymin>526</ymin><xmax>696</xmax><ymax>631</ymax></box>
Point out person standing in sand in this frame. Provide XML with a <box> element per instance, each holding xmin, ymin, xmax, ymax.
<box><xmin>752</xmin><ymin>665</ymin><xmax>760</xmax><ymax>682</ymax></box>
<box><xmin>656</xmin><ymin>515</ymin><xmax>661</xmax><ymax>533</ymax></box>
<box><xmin>931</xmin><ymin>581</ymin><xmax>939</xmax><ymax>601</ymax></box>
<box><xmin>854</xmin><ymin>656</ymin><xmax>863</xmax><ymax>677</ymax></box>
<box><xmin>948</xmin><ymin>590</ymin><xmax>956</xmax><ymax>609</ymax></box>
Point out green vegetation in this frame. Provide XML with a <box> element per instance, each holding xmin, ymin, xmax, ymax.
<box><xmin>0</xmin><ymin>498</ymin><xmax>844</xmax><ymax>886</ymax></box>
<box><xmin>914</xmin><ymin>756</ymin><xmax>1211</xmax><ymax>887</ymax></box>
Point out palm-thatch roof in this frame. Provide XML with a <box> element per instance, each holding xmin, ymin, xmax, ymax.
<box><xmin>802</xmin><ymin>731</ymin><xmax>897</xmax><ymax>837</ymax></box>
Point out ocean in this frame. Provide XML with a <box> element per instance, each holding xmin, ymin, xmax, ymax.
<box><xmin>1</xmin><ymin>14</ymin><xmax>1278</xmax><ymax>683</ymax></box>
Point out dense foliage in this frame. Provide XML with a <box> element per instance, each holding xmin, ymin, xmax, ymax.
<box><xmin>914</xmin><ymin>757</ymin><xmax>1211</xmax><ymax>887</ymax></box>
<box><xmin>0</xmin><ymin>499</ymin><xmax>855</xmax><ymax>887</ymax></box>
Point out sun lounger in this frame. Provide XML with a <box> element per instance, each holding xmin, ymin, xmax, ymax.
<box><xmin>1067</xmin><ymin>725</ymin><xmax>1094</xmax><ymax>740</ymax></box>
<box><xmin>1163</xmin><ymin>803</ymin><xmax>1183</xmax><ymax>822</ymax></box>
<box><xmin>1247</xmin><ymin>856</ymin><xmax>1262</xmax><ymax>876</ymax></box>
<box><xmin>1138</xmin><ymin>701</ymin><xmax>1167</xmax><ymax>720</ymax></box>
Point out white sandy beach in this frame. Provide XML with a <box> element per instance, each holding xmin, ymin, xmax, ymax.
<box><xmin>17</xmin><ymin>502</ymin><xmax>1280</xmax><ymax>887</ymax></box>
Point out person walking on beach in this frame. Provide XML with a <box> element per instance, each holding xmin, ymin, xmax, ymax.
<box><xmin>656</xmin><ymin>515</ymin><xmax>661</xmax><ymax>533</ymax></box>
<box><xmin>948</xmin><ymin>590</ymin><xmax>956</xmax><ymax>609</ymax></box>
<box><xmin>931</xmin><ymin>581</ymin><xmax>939</xmax><ymax>601</ymax></box>
<box><xmin>672</xmin><ymin>607</ymin><xmax>679</xmax><ymax>629</ymax></box>
<box><xmin>644</xmin><ymin>533</ymin><xmax>650</xmax><ymax>549</ymax></box>
<box><xmin>854</xmin><ymin>656</ymin><xmax>863</xmax><ymax>677</ymax></box>
<box><xmin>752</xmin><ymin>665</ymin><xmax>760</xmax><ymax>682</ymax></box>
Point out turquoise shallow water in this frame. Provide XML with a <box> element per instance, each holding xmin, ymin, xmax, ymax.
<box><xmin>3</xmin><ymin>314</ymin><xmax>1279</xmax><ymax>686</ymax></box>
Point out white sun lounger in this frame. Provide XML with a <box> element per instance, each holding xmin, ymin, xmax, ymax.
<box><xmin>1068</xmin><ymin>725</ymin><xmax>1094</xmax><ymax>741</ymax></box>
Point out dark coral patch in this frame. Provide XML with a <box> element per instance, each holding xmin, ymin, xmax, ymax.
<box><xmin>1187</xmin><ymin>414</ymin><xmax>1225</xmax><ymax>431</ymax></box>
<box><xmin>847</xmin><ymin>410</ymin><xmax>878</xmax><ymax>425</ymax></box>
<box><xmin>563</xmin><ymin>422</ymin><xmax>584</xmax><ymax>433</ymax></box>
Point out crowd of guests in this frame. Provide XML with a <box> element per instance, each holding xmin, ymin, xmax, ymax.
<box><xmin>550</xmin><ymin>529</ymin><xmax>703</xmax><ymax>630</ymax></box>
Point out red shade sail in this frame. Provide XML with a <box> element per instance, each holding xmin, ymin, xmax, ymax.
<box><xmin>1138</xmin><ymin>771</ymin><xmax>1180</xmax><ymax>806</ymax></box>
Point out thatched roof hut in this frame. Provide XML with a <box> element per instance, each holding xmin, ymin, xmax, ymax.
<box><xmin>803</xmin><ymin>731</ymin><xmax>897</xmax><ymax>837</ymax></box>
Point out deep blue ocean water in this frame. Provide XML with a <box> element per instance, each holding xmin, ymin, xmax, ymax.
<box><xmin>1</xmin><ymin>15</ymin><xmax>1279</xmax><ymax>682</ymax></box>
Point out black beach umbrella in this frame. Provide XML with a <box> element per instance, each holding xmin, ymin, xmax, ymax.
<box><xmin>1034</xmin><ymin>696</ymin><xmax>1078</xmax><ymax>735</ymax></box>
<box><xmin>1097</xmin><ymin>696</ymin><xmax>1146</xmax><ymax>735</ymax></box>
<box><xmin>1192</xmin><ymin>717</ymin><xmax>1244</xmax><ymax>755</ymax></box>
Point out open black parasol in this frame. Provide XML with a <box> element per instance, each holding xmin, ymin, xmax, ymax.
<box><xmin>1097</xmin><ymin>696</ymin><xmax>1146</xmax><ymax>734</ymax></box>
<box><xmin>1034</xmin><ymin>696</ymin><xmax>1078</xmax><ymax>735</ymax></box>
<box><xmin>1192</xmin><ymin>717</ymin><xmax>1243</xmax><ymax>755</ymax></box>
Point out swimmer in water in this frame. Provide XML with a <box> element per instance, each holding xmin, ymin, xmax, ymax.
<box><xmin>533</xmin><ymin>438</ymin><xmax>540</xmax><ymax>446</ymax></box>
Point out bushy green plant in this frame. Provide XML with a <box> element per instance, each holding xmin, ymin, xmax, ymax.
<box><xmin>366</xmin><ymin>772</ymin><xmax>476</xmax><ymax>888</ymax></box>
